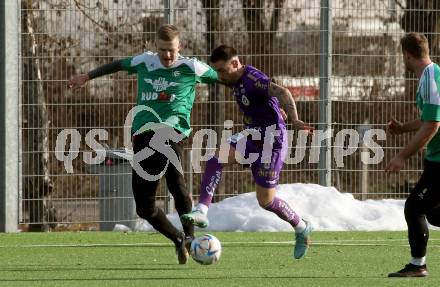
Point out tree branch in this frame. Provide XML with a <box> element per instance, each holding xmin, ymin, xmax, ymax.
<box><xmin>73</xmin><ymin>0</ymin><xmax>114</xmax><ymax>42</ymax></box>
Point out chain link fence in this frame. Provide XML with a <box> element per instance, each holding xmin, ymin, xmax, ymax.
<box><xmin>18</xmin><ymin>0</ymin><xmax>440</xmax><ymax>230</ymax></box>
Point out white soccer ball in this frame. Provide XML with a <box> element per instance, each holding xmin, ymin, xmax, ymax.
<box><xmin>190</xmin><ymin>234</ymin><xmax>222</xmax><ymax>265</ymax></box>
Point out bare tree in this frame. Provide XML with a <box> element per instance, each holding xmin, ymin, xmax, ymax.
<box><xmin>201</xmin><ymin>0</ymin><xmax>224</xmax><ymax>134</ymax></box>
<box><xmin>201</xmin><ymin>0</ymin><xmax>226</xmax><ymax>200</ymax></box>
<box><xmin>21</xmin><ymin>0</ymin><xmax>56</xmax><ymax>231</ymax></box>
<box><xmin>400</xmin><ymin>0</ymin><xmax>440</xmax><ymax>56</ymax></box>
<box><xmin>241</xmin><ymin>0</ymin><xmax>286</xmax><ymax>74</ymax></box>
<box><xmin>400</xmin><ymin>0</ymin><xmax>440</xmax><ymax>101</ymax></box>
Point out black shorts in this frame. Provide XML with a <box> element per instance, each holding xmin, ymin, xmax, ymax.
<box><xmin>408</xmin><ymin>159</ymin><xmax>440</xmax><ymax>212</ymax></box>
<box><xmin>132</xmin><ymin>129</ymin><xmax>186</xmax><ymax>181</ymax></box>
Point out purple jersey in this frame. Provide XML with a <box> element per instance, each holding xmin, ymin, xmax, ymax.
<box><xmin>229</xmin><ymin>65</ymin><xmax>288</xmax><ymax>188</ymax></box>
<box><xmin>232</xmin><ymin>65</ymin><xmax>286</xmax><ymax>129</ymax></box>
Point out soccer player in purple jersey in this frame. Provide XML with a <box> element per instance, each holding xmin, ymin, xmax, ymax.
<box><xmin>181</xmin><ymin>45</ymin><xmax>314</xmax><ymax>259</ymax></box>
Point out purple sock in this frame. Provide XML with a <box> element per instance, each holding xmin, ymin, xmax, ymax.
<box><xmin>199</xmin><ymin>157</ymin><xmax>223</xmax><ymax>207</ymax></box>
<box><xmin>264</xmin><ymin>197</ymin><xmax>301</xmax><ymax>227</ymax></box>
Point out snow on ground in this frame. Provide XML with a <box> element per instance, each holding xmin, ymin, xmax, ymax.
<box><xmin>131</xmin><ymin>183</ymin><xmax>411</xmax><ymax>232</ymax></box>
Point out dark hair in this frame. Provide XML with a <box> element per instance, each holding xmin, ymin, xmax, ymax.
<box><xmin>400</xmin><ymin>33</ymin><xmax>429</xmax><ymax>59</ymax></box>
<box><xmin>156</xmin><ymin>24</ymin><xmax>180</xmax><ymax>41</ymax></box>
<box><xmin>210</xmin><ymin>45</ymin><xmax>238</xmax><ymax>63</ymax></box>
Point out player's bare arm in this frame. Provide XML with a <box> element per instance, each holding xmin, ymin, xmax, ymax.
<box><xmin>387</xmin><ymin>118</ymin><xmax>422</xmax><ymax>135</ymax></box>
<box><xmin>279</xmin><ymin>108</ymin><xmax>287</xmax><ymax>121</ymax></box>
<box><xmin>68</xmin><ymin>60</ymin><xmax>124</xmax><ymax>89</ymax></box>
<box><xmin>269</xmin><ymin>82</ymin><xmax>313</xmax><ymax>132</ymax></box>
<box><xmin>268</xmin><ymin>82</ymin><xmax>298</xmax><ymax>120</ymax></box>
<box><xmin>386</xmin><ymin>121</ymin><xmax>440</xmax><ymax>172</ymax></box>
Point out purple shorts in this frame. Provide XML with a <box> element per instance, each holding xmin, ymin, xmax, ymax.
<box><xmin>228</xmin><ymin>127</ymin><xmax>288</xmax><ymax>188</ymax></box>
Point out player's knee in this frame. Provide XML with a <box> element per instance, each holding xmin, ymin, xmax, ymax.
<box><xmin>136</xmin><ymin>203</ymin><xmax>157</xmax><ymax>220</ymax></box>
<box><xmin>404</xmin><ymin>195</ymin><xmax>424</xmax><ymax>221</ymax></box>
<box><xmin>256</xmin><ymin>194</ymin><xmax>272</xmax><ymax>208</ymax></box>
<box><xmin>257</xmin><ymin>199</ymin><xmax>267</xmax><ymax>208</ymax></box>
<box><xmin>168</xmin><ymin>179</ymin><xmax>188</xmax><ymax>198</ymax></box>
<box><xmin>404</xmin><ymin>197</ymin><xmax>416</xmax><ymax>217</ymax></box>
<box><xmin>174</xmin><ymin>194</ymin><xmax>192</xmax><ymax>213</ymax></box>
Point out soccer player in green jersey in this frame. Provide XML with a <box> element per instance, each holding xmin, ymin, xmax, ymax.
<box><xmin>386</xmin><ymin>33</ymin><xmax>440</xmax><ymax>277</ymax></box>
<box><xmin>68</xmin><ymin>24</ymin><xmax>218</xmax><ymax>264</ymax></box>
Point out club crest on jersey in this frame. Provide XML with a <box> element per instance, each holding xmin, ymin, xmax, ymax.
<box><xmin>144</xmin><ymin>77</ymin><xmax>178</xmax><ymax>92</ymax></box>
<box><xmin>173</xmin><ymin>71</ymin><xmax>181</xmax><ymax>77</ymax></box>
<box><xmin>241</xmin><ymin>95</ymin><xmax>250</xmax><ymax>106</ymax></box>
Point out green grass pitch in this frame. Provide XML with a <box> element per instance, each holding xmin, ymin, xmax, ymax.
<box><xmin>0</xmin><ymin>231</ymin><xmax>439</xmax><ymax>287</ymax></box>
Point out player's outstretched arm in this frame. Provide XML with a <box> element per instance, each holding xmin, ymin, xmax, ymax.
<box><xmin>269</xmin><ymin>82</ymin><xmax>313</xmax><ymax>133</ymax></box>
<box><xmin>387</xmin><ymin>118</ymin><xmax>422</xmax><ymax>135</ymax></box>
<box><xmin>68</xmin><ymin>59</ymin><xmax>124</xmax><ymax>89</ymax></box>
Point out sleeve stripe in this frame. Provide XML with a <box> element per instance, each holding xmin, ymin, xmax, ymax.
<box><xmin>422</xmin><ymin>70</ymin><xmax>426</xmax><ymax>102</ymax></box>
<box><xmin>131</xmin><ymin>52</ymin><xmax>154</xmax><ymax>68</ymax></box>
<box><xmin>426</xmin><ymin>68</ymin><xmax>430</xmax><ymax>102</ymax></box>
<box><xmin>430</xmin><ymin>64</ymin><xmax>440</xmax><ymax>105</ymax></box>
<box><xmin>193</xmin><ymin>60</ymin><xmax>210</xmax><ymax>77</ymax></box>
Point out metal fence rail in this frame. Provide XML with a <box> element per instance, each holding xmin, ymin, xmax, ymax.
<box><xmin>16</xmin><ymin>0</ymin><xmax>439</xmax><ymax>230</ymax></box>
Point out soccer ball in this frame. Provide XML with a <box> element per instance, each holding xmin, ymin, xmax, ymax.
<box><xmin>190</xmin><ymin>234</ymin><xmax>222</xmax><ymax>265</ymax></box>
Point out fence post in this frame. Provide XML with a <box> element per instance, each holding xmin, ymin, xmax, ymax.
<box><xmin>164</xmin><ymin>0</ymin><xmax>175</xmax><ymax>214</ymax></box>
<box><xmin>0</xmin><ymin>0</ymin><xmax>19</xmax><ymax>232</ymax></box>
<box><xmin>165</xmin><ymin>0</ymin><xmax>173</xmax><ymax>25</ymax></box>
<box><xmin>188</xmin><ymin>149</ymin><xmax>193</xmax><ymax>206</ymax></box>
<box><xmin>360</xmin><ymin>143</ymin><xmax>369</xmax><ymax>200</ymax></box>
<box><xmin>359</xmin><ymin>122</ymin><xmax>371</xmax><ymax>200</ymax></box>
<box><xmin>319</xmin><ymin>0</ymin><xmax>332</xmax><ymax>187</ymax></box>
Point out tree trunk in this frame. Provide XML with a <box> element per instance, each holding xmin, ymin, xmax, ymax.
<box><xmin>401</xmin><ymin>0</ymin><xmax>440</xmax><ymax>101</ymax></box>
<box><xmin>22</xmin><ymin>0</ymin><xmax>56</xmax><ymax>231</ymax></box>
<box><xmin>241</xmin><ymin>0</ymin><xmax>286</xmax><ymax>74</ymax></box>
<box><xmin>401</xmin><ymin>0</ymin><xmax>440</xmax><ymax>56</ymax></box>
<box><xmin>201</xmin><ymin>0</ymin><xmax>226</xmax><ymax>201</ymax></box>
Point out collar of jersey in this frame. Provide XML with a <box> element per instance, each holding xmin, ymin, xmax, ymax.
<box><xmin>146</xmin><ymin>52</ymin><xmax>186</xmax><ymax>71</ymax></box>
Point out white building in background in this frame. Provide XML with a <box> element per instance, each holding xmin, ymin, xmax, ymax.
<box><xmin>273</xmin><ymin>76</ymin><xmax>406</xmax><ymax>101</ymax></box>
<box><xmin>37</xmin><ymin>0</ymin><xmax>406</xmax><ymax>102</ymax></box>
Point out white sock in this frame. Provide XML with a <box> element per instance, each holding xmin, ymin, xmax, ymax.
<box><xmin>195</xmin><ymin>203</ymin><xmax>209</xmax><ymax>215</ymax></box>
<box><xmin>410</xmin><ymin>256</ymin><xmax>426</xmax><ymax>266</ymax></box>
<box><xmin>294</xmin><ymin>219</ymin><xmax>307</xmax><ymax>233</ymax></box>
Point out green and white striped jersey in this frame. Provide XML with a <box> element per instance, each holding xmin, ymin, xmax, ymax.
<box><xmin>121</xmin><ymin>52</ymin><xmax>218</xmax><ymax>137</ymax></box>
<box><xmin>416</xmin><ymin>62</ymin><xmax>440</xmax><ymax>162</ymax></box>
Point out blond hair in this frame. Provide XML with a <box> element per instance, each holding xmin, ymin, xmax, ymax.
<box><xmin>156</xmin><ymin>24</ymin><xmax>180</xmax><ymax>41</ymax></box>
<box><xmin>401</xmin><ymin>33</ymin><xmax>430</xmax><ymax>59</ymax></box>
